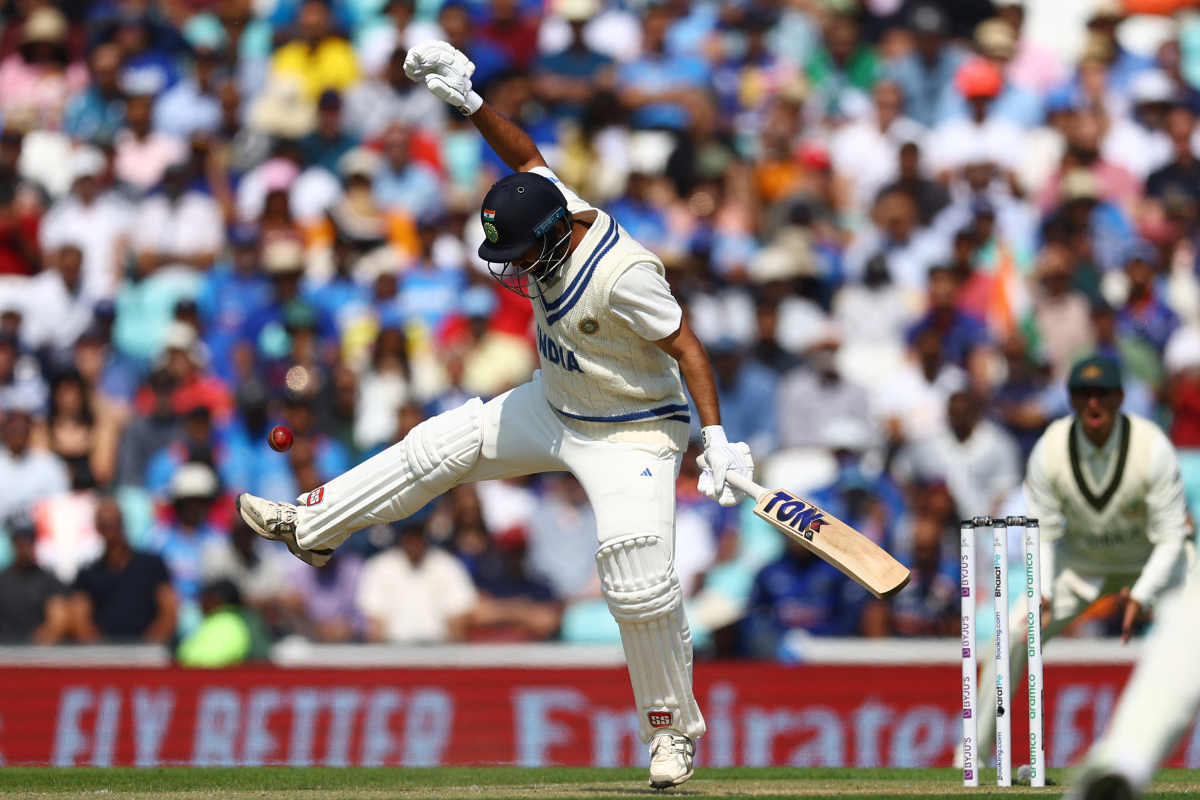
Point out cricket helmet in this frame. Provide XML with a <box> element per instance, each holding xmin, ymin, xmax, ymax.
<box><xmin>477</xmin><ymin>172</ymin><xmax>572</xmax><ymax>297</ymax></box>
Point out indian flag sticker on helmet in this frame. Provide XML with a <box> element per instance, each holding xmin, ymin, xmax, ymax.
<box><xmin>484</xmin><ymin>222</ymin><xmax>499</xmax><ymax>243</ymax></box>
<box><xmin>483</xmin><ymin>208</ymin><xmax>496</xmax><ymax>221</ymax></box>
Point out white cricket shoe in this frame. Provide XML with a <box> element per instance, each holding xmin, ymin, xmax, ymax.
<box><xmin>648</xmin><ymin>733</ymin><xmax>694</xmax><ymax>790</ymax></box>
<box><xmin>236</xmin><ymin>493</ymin><xmax>332</xmax><ymax>567</ymax></box>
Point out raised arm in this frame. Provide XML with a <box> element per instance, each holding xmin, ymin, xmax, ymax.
<box><xmin>405</xmin><ymin>41</ymin><xmax>547</xmax><ymax>174</ymax></box>
<box><xmin>469</xmin><ymin>104</ymin><xmax>548</xmax><ymax>174</ymax></box>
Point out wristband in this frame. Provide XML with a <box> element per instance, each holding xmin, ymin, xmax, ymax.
<box><xmin>701</xmin><ymin>425</ymin><xmax>727</xmax><ymax>449</ymax></box>
<box><xmin>458</xmin><ymin>90</ymin><xmax>483</xmax><ymax>116</ymax></box>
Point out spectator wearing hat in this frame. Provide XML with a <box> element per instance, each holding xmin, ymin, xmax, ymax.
<box><xmin>130</xmin><ymin>163</ymin><xmax>224</xmax><ymax>278</ymax></box>
<box><xmin>299</xmin><ymin>89</ymin><xmax>359</xmax><ymax>175</ymax></box>
<box><xmin>533</xmin><ymin>0</ymin><xmax>612</xmax><ymax>122</ymax></box>
<box><xmin>147</xmin><ymin>461</ymin><xmax>224</xmax><ymax>634</ymax></box>
<box><xmin>1116</xmin><ymin>242</ymin><xmax>1179</xmax><ymax>354</ymax></box>
<box><xmin>776</xmin><ymin>325</ymin><xmax>870</xmax><ymax>450</ymax></box>
<box><xmin>993</xmin><ymin>0</ymin><xmax>1065</xmax><ymax>97</ymax></box>
<box><xmin>926</xmin><ymin>57</ymin><xmax>1026</xmax><ymax>179</ymax></box>
<box><xmin>1081</xmin><ymin>0</ymin><xmax>1155</xmax><ymax>95</ymax></box>
<box><xmin>0</xmin><ymin>512</ymin><xmax>68</xmax><ymax>643</ymax></box>
<box><xmin>344</xmin><ymin>44</ymin><xmax>446</xmax><ymax>141</ymax></box>
<box><xmin>62</xmin><ymin>43</ymin><xmax>127</xmax><ymax>144</ymax></box>
<box><xmin>113</xmin><ymin>93</ymin><xmax>188</xmax><ymax>194</ymax></box>
<box><xmin>942</xmin><ymin>18</ymin><xmax>1041</xmax><ymax>129</ymax></box>
<box><xmin>69</xmin><ymin>498</ymin><xmax>176</xmax><ymax>643</ymax></box>
<box><xmin>268</xmin><ymin>0</ymin><xmax>360</xmax><ymax>103</ymax></box>
<box><xmin>39</xmin><ymin>145</ymin><xmax>131</xmax><ymax>300</ymax></box>
<box><xmin>1101</xmin><ymin>70</ymin><xmax>1176</xmax><ymax>182</ymax></box>
<box><xmin>238</xmin><ymin>239</ymin><xmax>330</xmax><ymax>360</ymax></box>
<box><xmin>152</xmin><ymin>45</ymin><xmax>225</xmax><ymax>140</ymax></box>
<box><xmin>0</xmin><ymin>7</ymin><xmax>86</xmax><ymax>132</ymax></box>
<box><xmin>0</xmin><ymin>402</ymin><xmax>69</xmax><ymax>522</ymax></box>
<box><xmin>322</xmin><ymin>145</ymin><xmax>421</xmax><ymax>273</ymax></box>
<box><xmin>356</xmin><ymin>514</ymin><xmax>479</xmax><ymax>643</ymax></box>
<box><xmin>140</xmin><ymin>321</ymin><xmax>234</xmax><ymax>422</ymax></box>
<box><xmin>886</xmin><ymin>3</ymin><xmax>967</xmax><ymax>128</ymax></box>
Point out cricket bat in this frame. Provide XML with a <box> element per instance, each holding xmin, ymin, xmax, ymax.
<box><xmin>725</xmin><ymin>472</ymin><xmax>911</xmax><ymax>599</ymax></box>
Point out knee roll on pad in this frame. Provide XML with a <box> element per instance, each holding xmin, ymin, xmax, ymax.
<box><xmin>597</xmin><ymin>534</ymin><xmax>705</xmax><ymax>743</ymax></box>
<box><xmin>296</xmin><ymin>398</ymin><xmax>484</xmax><ymax>549</ymax></box>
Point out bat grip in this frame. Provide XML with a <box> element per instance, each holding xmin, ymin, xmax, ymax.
<box><xmin>724</xmin><ymin>471</ymin><xmax>767</xmax><ymax>502</ymax></box>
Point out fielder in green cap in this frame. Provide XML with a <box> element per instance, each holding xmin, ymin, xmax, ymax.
<box><xmin>976</xmin><ymin>353</ymin><xmax>1192</xmax><ymax>775</ymax></box>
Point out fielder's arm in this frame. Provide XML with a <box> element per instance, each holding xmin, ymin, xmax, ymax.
<box><xmin>652</xmin><ymin>315</ymin><xmax>720</xmax><ymax>428</ymax></box>
<box><xmin>468</xmin><ymin>104</ymin><xmax>548</xmax><ymax>174</ymax></box>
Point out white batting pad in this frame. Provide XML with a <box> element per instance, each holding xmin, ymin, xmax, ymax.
<box><xmin>597</xmin><ymin>534</ymin><xmax>705</xmax><ymax>743</ymax></box>
<box><xmin>295</xmin><ymin>398</ymin><xmax>485</xmax><ymax>550</ymax></box>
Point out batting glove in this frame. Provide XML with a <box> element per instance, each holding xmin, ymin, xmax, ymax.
<box><xmin>405</xmin><ymin>40</ymin><xmax>482</xmax><ymax>115</ymax></box>
<box><xmin>697</xmin><ymin>426</ymin><xmax>753</xmax><ymax>507</ymax></box>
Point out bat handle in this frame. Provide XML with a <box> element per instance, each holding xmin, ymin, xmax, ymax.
<box><xmin>724</xmin><ymin>471</ymin><xmax>767</xmax><ymax>502</ymax></box>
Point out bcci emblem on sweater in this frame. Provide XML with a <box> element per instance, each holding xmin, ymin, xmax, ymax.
<box><xmin>578</xmin><ymin>318</ymin><xmax>599</xmax><ymax>335</ymax></box>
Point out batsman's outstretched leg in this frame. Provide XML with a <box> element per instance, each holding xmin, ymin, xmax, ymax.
<box><xmin>238</xmin><ymin>398</ymin><xmax>486</xmax><ymax>563</ymax></box>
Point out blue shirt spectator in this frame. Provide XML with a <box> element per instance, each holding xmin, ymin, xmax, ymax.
<box><xmin>907</xmin><ymin>266</ymin><xmax>990</xmax><ymax>369</ymax></box>
<box><xmin>616</xmin><ymin>6</ymin><xmax>709</xmax><ymax>131</ymax></box>
<box><xmin>197</xmin><ymin>232</ymin><xmax>274</xmax><ymax>384</ymax></box>
<box><xmin>743</xmin><ymin>540</ymin><xmax>869</xmax><ymax>657</ymax></box>
<box><xmin>147</xmin><ymin>463</ymin><xmax>224</xmax><ymax>634</ymax></box>
<box><xmin>696</xmin><ymin>342</ymin><xmax>778</xmax><ymax>455</ymax></box>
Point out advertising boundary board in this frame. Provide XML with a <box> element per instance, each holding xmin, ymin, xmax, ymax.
<box><xmin>3</xmin><ymin>663</ymin><xmax>1198</xmax><ymax>768</ymax></box>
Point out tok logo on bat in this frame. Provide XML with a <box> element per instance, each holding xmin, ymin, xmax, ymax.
<box><xmin>762</xmin><ymin>491</ymin><xmax>827</xmax><ymax>539</ymax></box>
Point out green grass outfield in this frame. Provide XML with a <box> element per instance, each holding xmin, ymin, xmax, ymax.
<box><xmin>0</xmin><ymin>767</ymin><xmax>1198</xmax><ymax>800</ymax></box>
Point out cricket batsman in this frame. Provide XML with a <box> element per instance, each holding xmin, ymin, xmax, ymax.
<box><xmin>977</xmin><ymin>355</ymin><xmax>1193</xmax><ymax>758</ymax></box>
<box><xmin>235</xmin><ymin>40</ymin><xmax>753</xmax><ymax>789</ymax></box>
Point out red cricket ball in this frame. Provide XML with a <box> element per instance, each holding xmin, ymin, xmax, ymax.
<box><xmin>268</xmin><ymin>425</ymin><xmax>294</xmax><ymax>453</ymax></box>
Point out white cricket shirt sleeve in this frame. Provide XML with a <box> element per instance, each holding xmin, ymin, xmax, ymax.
<box><xmin>1023</xmin><ymin>434</ymin><xmax>1061</xmax><ymax>598</ymax></box>
<box><xmin>1130</xmin><ymin>432</ymin><xmax>1190</xmax><ymax>607</ymax></box>
<box><xmin>608</xmin><ymin>263</ymin><xmax>684</xmax><ymax>341</ymax></box>
<box><xmin>529</xmin><ymin>166</ymin><xmax>598</xmax><ymax>223</ymax></box>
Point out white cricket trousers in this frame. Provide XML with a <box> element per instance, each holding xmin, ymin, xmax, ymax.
<box><xmin>304</xmin><ymin>375</ymin><xmax>705</xmax><ymax>744</ymax></box>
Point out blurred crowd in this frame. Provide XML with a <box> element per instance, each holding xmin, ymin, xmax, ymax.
<box><xmin>1</xmin><ymin>0</ymin><xmax>1200</xmax><ymax>662</ymax></box>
